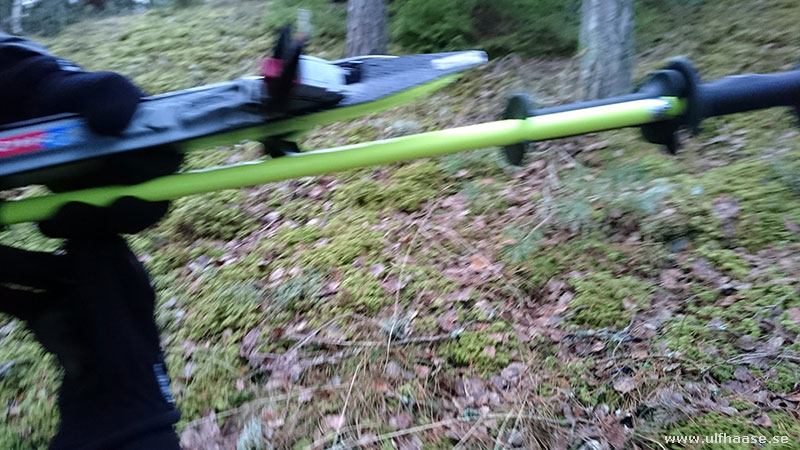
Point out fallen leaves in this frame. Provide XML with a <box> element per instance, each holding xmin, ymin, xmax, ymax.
<box><xmin>712</xmin><ymin>195</ymin><xmax>740</xmax><ymax>221</ymax></box>
<box><xmin>180</xmin><ymin>412</ymin><xmax>223</xmax><ymax>450</ymax></box>
<box><xmin>612</xmin><ymin>376</ymin><xmax>637</xmax><ymax>394</ymax></box>
<box><xmin>786</xmin><ymin>308</ymin><xmax>800</xmax><ymax>326</ymax></box>
<box><xmin>659</xmin><ymin>269</ymin><xmax>683</xmax><ymax>290</ymax></box>
<box><xmin>321</xmin><ymin>414</ymin><xmax>345</xmax><ymax>432</ymax></box>
<box><xmin>469</xmin><ymin>254</ymin><xmax>492</xmax><ymax>272</ymax></box>
<box><xmin>389</xmin><ymin>412</ymin><xmax>414</xmax><ymax>430</ymax></box>
<box><xmin>436</xmin><ymin>309</ymin><xmax>459</xmax><ymax>332</ymax></box>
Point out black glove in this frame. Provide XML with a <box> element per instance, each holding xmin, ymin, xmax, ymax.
<box><xmin>0</xmin><ymin>237</ymin><xmax>181</xmax><ymax>450</ymax></box>
<box><xmin>1</xmin><ymin>33</ymin><xmax>182</xmax><ymax>236</ymax></box>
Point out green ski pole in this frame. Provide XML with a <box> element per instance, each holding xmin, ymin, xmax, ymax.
<box><xmin>2</xmin><ymin>58</ymin><xmax>799</xmax><ymax>226</ymax></box>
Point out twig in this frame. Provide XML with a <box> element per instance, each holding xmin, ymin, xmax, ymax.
<box><xmin>492</xmin><ymin>409</ymin><xmax>516</xmax><ymax>450</ymax></box>
<box><xmin>453</xmin><ymin>416</ymin><xmax>486</xmax><ymax>450</ymax></box>
<box><xmin>183</xmin><ymin>382</ymin><xmax>348</xmax><ymax>427</ymax></box>
<box><xmin>284</xmin><ymin>332</ymin><xmax>455</xmax><ymax>348</ymax></box>
<box><xmin>386</xmin><ymin>199</ymin><xmax>439</xmax><ymax>366</ymax></box>
<box><xmin>332</xmin><ymin>351</ymin><xmax>365</xmax><ymax>446</ymax></box>
<box><xmin>313</xmin><ymin>412</ymin><xmax>570</xmax><ymax>449</ymax></box>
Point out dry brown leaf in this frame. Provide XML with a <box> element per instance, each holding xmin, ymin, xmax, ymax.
<box><xmin>733</xmin><ymin>367</ymin><xmax>754</xmax><ymax>383</ymax></box>
<box><xmin>396</xmin><ymin>436</ymin><xmax>424</xmax><ymax>450</ymax></box>
<box><xmin>590</xmin><ymin>341</ymin><xmax>605</xmax><ymax>353</ymax></box>
<box><xmin>659</xmin><ymin>269</ymin><xmax>683</xmax><ymax>290</ymax></box>
<box><xmin>385</xmin><ymin>361</ymin><xmax>403</xmax><ymax>379</ymax></box>
<box><xmin>436</xmin><ymin>309</ymin><xmax>459</xmax><ymax>332</ymax></box>
<box><xmin>180</xmin><ymin>412</ymin><xmax>222</xmax><ymax>450</ymax></box>
<box><xmin>622</xmin><ymin>297</ymin><xmax>637</xmax><ymax>310</ymax></box>
<box><xmin>322</xmin><ymin>414</ymin><xmax>345</xmax><ymax>432</ymax></box>
<box><xmin>389</xmin><ymin>412</ymin><xmax>414</xmax><ymax>430</ymax></box>
<box><xmin>469</xmin><ymin>254</ymin><xmax>491</xmax><ymax>271</ymax></box>
<box><xmin>368</xmin><ymin>263</ymin><xmax>387</xmax><ymax>277</ymax></box>
<box><xmin>240</xmin><ymin>328</ymin><xmax>260</xmax><ymax>358</ymax></box>
<box><xmin>712</xmin><ymin>195</ymin><xmax>740</xmax><ymax>221</ymax></box>
<box><xmin>753</xmin><ymin>413</ymin><xmax>773</xmax><ymax>428</ymax></box>
<box><xmin>786</xmin><ymin>307</ymin><xmax>800</xmax><ymax>326</ymax></box>
<box><xmin>268</xmin><ymin>267</ymin><xmax>285</xmax><ymax>282</ymax></box>
<box><xmin>298</xmin><ymin>389</ymin><xmax>313</xmax><ymax>404</ymax></box>
<box><xmin>785</xmin><ymin>219</ymin><xmax>800</xmax><ymax>234</ymax></box>
<box><xmin>613</xmin><ymin>376</ymin><xmax>636</xmax><ymax>394</ymax></box>
<box><xmin>735</xmin><ymin>335</ymin><xmax>757</xmax><ymax>352</ymax></box>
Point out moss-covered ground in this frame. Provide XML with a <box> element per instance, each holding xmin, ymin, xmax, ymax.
<box><xmin>2</xmin><ymin>0</ymin><xmax>800</xmax><ymax>448</ymax></box>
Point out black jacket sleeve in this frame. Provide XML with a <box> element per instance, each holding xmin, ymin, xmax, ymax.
<box><xmin>0</xmin><ymin>32</ymin><xmax>142</xmax><ymax>134</ymax></box>
<box><xmin>0</xmin><ymin>32</ymin><xmax>81</xmax><ymax>125</ymax></box>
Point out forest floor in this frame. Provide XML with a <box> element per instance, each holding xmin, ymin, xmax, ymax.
<box><xmin>2</xmin><ymin>0</ymin><xmax>800</xmax><ymax>449</ymax></box>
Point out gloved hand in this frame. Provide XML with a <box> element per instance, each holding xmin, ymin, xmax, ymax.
<box><xmin>0</xmin><ymin>237</ymin><xmax>181</xmax><ymax>450</ymax></box>
<box><xmin>0</xmin><ymin>32</ymin><xmax>182</xmax><ymax>236</ymax></box>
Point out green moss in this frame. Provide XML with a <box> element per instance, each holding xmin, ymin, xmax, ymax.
<box><xmin>297</xmin><ymin>211</ymin><xmax>384</xmax><ymax>269</ymax></box>
<box><xmin>44</xmin><ymin>5</ymin><xmax>277</xmax><ymax>94</ymax></box>
<box><xmin>274</xmin><ymin>225</ymin><xmax>323</xmax><ymax>247</ymax></box>
<box><xmin>139</xmin><ymin>242</ymin><xmax>194</xmax><ymax>281</ymax></box>
<box><xmin>0</xmin><ymin>222</ymin><xmax>61</xmax><ymax>253</ymax></box>
<box><xmin>764</xmin><ymin>363</ymin><xmax>800</xmax><ymax>393</ymax></box>
<box><xmin>160</xmin><ymin>190</ymin><xmax>257</xmax><ymax>242</ymax></box>
<box><xmin>385</xmin><ymin>161</ymin><xmax>446</xmax><ymax>212</ymax></box>
<box><xmin>168</xmin><ymin>343</ymin><xmax>253</xmax><ymax>425</ymax></box>
<box><xmin>267</xmin><ymin>272</ymin><xmax>324</xmax><ymax>318</ymax></box>
<box><xmin>438</xmin><ymin>149</ymin><xmax>508</xmax><ymax>178</ymax></box>
<box><xmin>333</xmin><ymin>161</ymin><xmax>445</xmax><ymax>213</ymax></box>
<box><xmin>647</xmin><ymin>161</ymin><xmax>800</xmax><ymax>251</ymax></box>
<box><xmin>177</xmin><ymin>283</ymin><xmax>264</xmax><ymax>342</ymax></box>
<box><xmin>508</xmin><ymin>235</ymin><xmax>663</xmax><ymax>293</ymax></box>
<box><xmin>552</xmin><ymin>161</ymin><xmax>676</xmax><ymax>233</ymax></box>
<box><xmin>695</xmin><ymin>245</ymin><xmax>751</xmax><ymax>280</ymax></box>
<box><xmin>0</xmin><ymin>326</ymin><xmax>60</xmax><ymax>448</ymax></box>
<box><xmin>439</xmin><ymin>321</ymin><xmax>516</xmax><ymax>374</ymax></box>
<box><xmin>332</xmin><ymin>178</ymin><xmax>386</xmax><ymax>209</ymax></box>
<box><xmin>275</xmin><ymin>198</ymin><xmax>326</xmax><ymax>223</ymax></box>
<box><xmin>665</xmin><ymin>280</ymin><xmax>800</xmax><ymax>384</ymax></box>
<box><xmin>461</xmin><ymin>180</ymin><xmax>508</xmax><ymax>216</ymax></box>
<box><xmin>335</xmin><ymin>269</ymin><xmax>391</xmax><ymax>314</ymax></box>
<box><xmin>690</xmin><ymin>283</ymin><xmax>800</xmax><ymax>340</ymax></box>
<box><xmin>567</xmin><ymin>272</ymin><xmax>655</xmax><ymax>329</ymax></box>
<box><xmin>700</xmin><ymin>162</ymin><xmax>800</xmax><ymax>250</ymax></box>
<box><xmin>665</xmin><ymin>412</ymin><xmax>800</xmax><ymax>449</ymax></box>
<box><xmin>401</xmin><ymin>265</ymin><xmax>459</xmax><ymax>299</ymax></box>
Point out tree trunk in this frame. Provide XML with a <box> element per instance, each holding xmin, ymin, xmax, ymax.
<box><xmin>11</xmin><ymin>0</ymin><xmax>24</xmax><ymax>34</ymax></box>
<box><xmin>578</xmin><ymin>0</ymin><xmax>635</xmax><ymax>100</ymax></box>
<box><xmin>344</xmin><ymin>0</ymin><xmax>388</xmax><ymax>57</ymax></box>
<box><xmin>84</xmin><ymin>0</ymin><xmax>107</xmax><ymax>11</ymax></box>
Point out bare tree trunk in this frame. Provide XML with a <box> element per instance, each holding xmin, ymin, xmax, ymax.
<box><xmin>84</xmin><ymin>0</ymin><xmax>107</xmax><ymax>11</ymax></box>
<box><xmin>11</xmin><ymin>0</ymin><xmax>24</xmax><ymax>34</ymax></box>
<box><xmin>578</xmin><ymin>0</ymin><xmax>635</xmax><ymax>100</ymax></box>
<box><xmin>344</xmin><ymin>0</ymin><xmax>388</xmax><ymax>57</ymax></box>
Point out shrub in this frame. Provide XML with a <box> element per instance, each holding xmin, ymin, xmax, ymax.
<box><xmin>391</xmin><ymin>0</ymin><xmax>580</xmax><ymax>57</ymax></box>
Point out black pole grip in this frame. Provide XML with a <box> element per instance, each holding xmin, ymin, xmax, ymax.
<box><xmin>699</xmin><ymin>70</ymin><xmax>800</xmax><ymax>118</ymax></box>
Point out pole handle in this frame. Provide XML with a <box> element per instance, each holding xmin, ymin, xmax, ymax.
<box><xmin>700</xmin><ymin>70</ymin><xmax>800</xmax><ymax>118</ymax></box>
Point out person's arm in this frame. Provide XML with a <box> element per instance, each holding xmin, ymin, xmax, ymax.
<box><xmin>0</xmin><ymin>31</ymin><xmax>141</xmax><ymax>133</ymax></box>
<box><xmin>1</xmin><ymin>34</ymin><xmax>182</xmax><ymax>449</ymax></box>
<box><xmin>0</xmin><ymin>32</ymin><xmax>182</xmax><ymax>237</ymax></box>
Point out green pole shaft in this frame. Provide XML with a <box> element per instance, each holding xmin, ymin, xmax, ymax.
<box><xmin>0</xmin><ymin>97</ymin><xmax>685</xmax><ymax>225</ymax></box>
